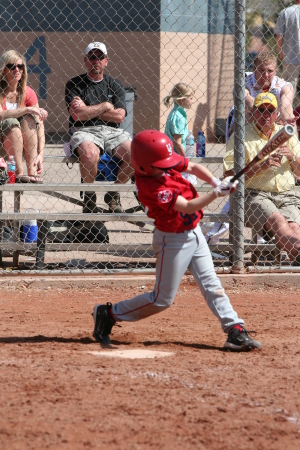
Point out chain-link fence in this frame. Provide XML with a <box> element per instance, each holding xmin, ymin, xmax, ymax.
<box><xmin>0</xmin><ymin>0</ymin><xmax>299</xmax><ymax>273</ymax></box>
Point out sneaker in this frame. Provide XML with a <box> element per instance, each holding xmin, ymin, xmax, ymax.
<box><xmin>224</xmin><ymin>325</ymin><xmax>261</xmax><ymax>351</ymax></box>
<box><xmin>92</xmin><ymin>302</ymin><xmax>115</xmax><ymax>345</ymax></box>
<box><xmin>257</xmin><ymin>235</ymin><xmax>266</xmax><ymax>244</ymax></box>
<box><xmin>104</xmin><ymin>191</ymin><xmax>124</xmax><ymax>213</ymax></box>
<box><xmin>83</xmin><ymin>192</ymin><xmax>101</xmax><ymax>214</ymax></box>
<box><xmin>206</xmin><ymin>222</ymin><xmax>229</xmax><ymax>244</ymax></box>
<box><xmin>201</xmin><ymin>222</ymin><xmax>214</xmax><ymax>235</ymax></box>
<box><xmin>206</xmin><ymin>235</ymin><xmax>220</xmax><ymax>244</ymax></box>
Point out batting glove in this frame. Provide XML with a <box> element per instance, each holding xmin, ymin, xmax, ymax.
<box><xmin>213</xmin><ymin>176</ymin><xmax>238</xmax><ymax>197</ymax></box>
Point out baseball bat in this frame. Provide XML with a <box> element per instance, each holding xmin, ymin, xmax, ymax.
<box><xmin>230</xmin><ymin>124</ymin><xmax>295</xmax><ymax>183</ymax></box>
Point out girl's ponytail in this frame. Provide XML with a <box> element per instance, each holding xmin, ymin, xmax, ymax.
<box><xmin>163</xmin><ymin>82</ymin><xmax>194</xmax><ymax>107</ymax></box>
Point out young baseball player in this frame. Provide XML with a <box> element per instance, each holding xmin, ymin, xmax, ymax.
<box><xmin>92</xmin><ymin>130</ymin><xmax>262</xmax><ymax>351</ymax></box>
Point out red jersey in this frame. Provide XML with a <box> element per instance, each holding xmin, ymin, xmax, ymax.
<box><xmin>135</xmin><ymin>157</ymin><xmax>203</xmax><ymax>233</ymax></box>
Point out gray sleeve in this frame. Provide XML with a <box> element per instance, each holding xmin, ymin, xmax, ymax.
<box><xmin>275</xmin><ymin>11</ymin><xmax>285</xmax><ymax>36</ymax></box>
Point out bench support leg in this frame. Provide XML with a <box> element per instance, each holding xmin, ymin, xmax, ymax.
<box><xmin>251</xmin><ymin>231</ymin><xmax>259</xmax><ymax>265</ymax></box>
<box><xmin>13</xmin><ymin>191</ymin><xmax>21</xmax><ymax>268</ymax></box>
<box><xmin>0</xmin><ymin>192</ymin><xmax>2</xmax><ymax>266</ymax></box>
<box><xmin>35</xmin><ymin>220</ymin><xmax>48</xmax><ymax>270</ymax></box>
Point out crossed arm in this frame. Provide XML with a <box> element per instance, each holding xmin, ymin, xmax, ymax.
<box><xmin>69</xmin><ymin>96</ymin><xmax>125</xmax><ymax>124</ymax></box>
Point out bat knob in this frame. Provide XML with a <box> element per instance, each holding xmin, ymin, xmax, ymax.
<box><xmin>285</xmin><ymin>124</ymin><xmax>295</xmax><ymax>136</ymax></box>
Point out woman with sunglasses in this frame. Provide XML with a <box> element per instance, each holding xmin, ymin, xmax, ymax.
<box><xmin>0</xmin><ymin>50</ymin><xmax>48</xmax><ymax>183</ymax></box>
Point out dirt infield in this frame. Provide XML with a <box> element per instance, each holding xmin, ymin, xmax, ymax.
<box><xmin>0</xmin><ymin>281</ymin><xmax>300</xmax><ymax>450</ymax></box>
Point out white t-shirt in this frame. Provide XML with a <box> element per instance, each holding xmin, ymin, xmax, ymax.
<box><xmin>226</xmin><ymin>73</ymin><xmax>291</xmax><ymax>142</ymax></box>
<box><xmin>6</xmin><ymin>102</ymin><xmax>18</xmax><ymax>110</ymax></box>
<box><xmin>245</xmin><ymin>73</ymin><xmax>291</xmax><ymax>103</ymax></box>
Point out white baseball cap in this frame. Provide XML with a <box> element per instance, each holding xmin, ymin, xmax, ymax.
<box><xmin>85</xmin><ymin>42</ymin><xmax>107</xmax><ymax>56</ymax></box>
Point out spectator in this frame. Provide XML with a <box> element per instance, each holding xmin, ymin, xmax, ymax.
<box><xmin>244</xmin><ymin>52</ymin><xmax>294</xmax><ymax>124</ymax></box>
<box><xmin>65</xmin><ymin>42</ymin><xmax>133</xmax><ymax>213</ymax></box>
<box><xmin>224</xmin><ymin>93</ymin><xmax>300</xmax><ymax>265</ymax></box>
<box><xmin>275</xmin><ymin>1</ymin><xmax>300</xmax><ymax>107</ymax></box>
<box><xmin>204</xmin><ymin>55</ymin><xmax>295</xmax><ymax>245</ymax></box>
<box><xmin>292</xmin><ymin>106</ymin><xmax>300</xmax><ymax>184</ymax></box>
<box><xmin>0</xmin><ymin>50</ymin><xmax>48</xmax><ymax>183</ymax></box>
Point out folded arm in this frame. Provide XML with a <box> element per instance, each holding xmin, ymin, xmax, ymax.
<box><xmin>69</xmin><ymin>96</ymin><xmax>125</xmax><ymax>123</ymax></box>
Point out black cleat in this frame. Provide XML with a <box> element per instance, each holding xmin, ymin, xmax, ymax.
<box><xmin>224</xmin><ymin>325</ymin><xmax>261</xmax><ymax>351</ymax></box>
<box><xmin>92</xmin><ymin>302</ymin><xmax>115</xmax><ymax>345</ymax></box>
<box><xmin>83</xmin><ymin>192</ymin><xmax>101</xmax><ymax>214</ymax></box>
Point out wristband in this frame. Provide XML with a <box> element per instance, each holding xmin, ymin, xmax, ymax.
<box><xmin>211</xmin><ymin>177</ymin><xmax>221</xmax><ymax>188</ymax></box>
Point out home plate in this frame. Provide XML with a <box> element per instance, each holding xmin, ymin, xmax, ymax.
<box><xmin>88</xmin><ymin>349</ymin><xmax>174</xmax><ymax>359</ymax></box>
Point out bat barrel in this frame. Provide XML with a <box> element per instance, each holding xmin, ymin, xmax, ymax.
<box><xmin>230</xmin><ymin>124</ymin><xmax>295</xmax><ymax>183</ymax></box>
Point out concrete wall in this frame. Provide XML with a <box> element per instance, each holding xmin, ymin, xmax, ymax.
<box><xmin>160</xmin><ymin>32</ymin><xmax>235</xmax><ymax>141</ymax></box>
<box><xmin>0</xmin><ymin>0</ymin><xmax>236</xmax><ymax>141</ymax></box>
<box><xmin>0</xmin><ymin>32</ymin><xmax>161</xmax><ymax>139</ymax></box>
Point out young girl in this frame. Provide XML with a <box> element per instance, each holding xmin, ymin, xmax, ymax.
<box><xmin>163</xmin><ymin>83</ymin><xmax>197</xmax><ymax>185</ymax></box>
<box><xmin>92</xmin><ymin>130</ymin><xmax>262</xmax><ymax>352</ymax></box>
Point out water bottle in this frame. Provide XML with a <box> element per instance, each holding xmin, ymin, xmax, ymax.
<box><xmin>7</xmin><ymin>155</ymin><xmax>16</xmax><ymax>184</ymax></box>
<box><xmin>196</xmin><ymin>131</ymin><xmax>206</xmax><ymax>157</ymax></box>
<box><xmin>185</xmin><ymin>130</ymin><xmax>195</xmax><ymax>158</ymax></box>
<box><xmin>22</xmin><ymin>208</ymin><xmax>39</xmax><ymax>243</ymax></box>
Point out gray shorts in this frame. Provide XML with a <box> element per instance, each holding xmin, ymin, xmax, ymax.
<box><xmin>282</xmin><ymin>63</ymin><xmax>300</xmax><ymax>105</ymax></box>
<box><xmin>0</xmin><ymin>115</ymin><xmax>39</xmax><ymax>139</ymax></box>
<box><xmin>69</xmin><ymin>125</ymin><xmax>131</xmax><ymax>156</ymax></box>
<box><xmin>245</xmin><ymin>189</ymin><xmax>300</xmax><ymax>240</ymax></box>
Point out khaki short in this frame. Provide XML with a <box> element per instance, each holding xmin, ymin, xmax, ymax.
<box><xmin>245</xmin><ymin>189</ymin><xmax>300</xmax><ymax>240</ymax></box>
<box><xmin>69</xmin><ymin>125</ymin><xmax>131</xmax><ymax>156</ymax></box>
<box><xmin>0</xmin><ymin>115</ymin><xmax>39</xmax><ymax>139</ymax></box>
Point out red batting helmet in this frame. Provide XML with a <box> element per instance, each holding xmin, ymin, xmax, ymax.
<box><xmin>131</xmin><ymin>130</ymin><xmax>182</xmax><ymax>176</ymax></box>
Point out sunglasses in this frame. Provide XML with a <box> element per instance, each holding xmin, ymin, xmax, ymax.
<box><xmin>88</xmin><ymin>54</ymin><xmax>106</xmax><ymax>61</ymax></box>
<box><xmin>257</xmin><ymin>107</ymin><xmax>276</xmax><ymax>115</ymax></box>
<box><xmin>6</xmin><ymin>63</ymin><xmax>25</xmax><ymax>71</ymax></box>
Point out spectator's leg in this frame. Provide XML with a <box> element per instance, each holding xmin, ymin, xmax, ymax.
<box><xmin>3</xmin><ymin>125</ymin><xmax>24</xmax><ymax>177</ymax></box>
<box><xmin>21</xmin><ymin>115</ymin><xmax>41</xmax><ymax>181</ymax></box>
<box><xmin>265</xmin><ymin>212</ymin><xmax>300</xmax><ymax>261</ymax></box>
<box><xmin>104</xmin><ymin>139</ymin><xmax>134</xmax><ymax>213</ymax></box>
<box><xmin>113</xmin><ymin>139</ymin><xmax>134</xmax><ymax>184</ymax></box>
<box><xmin>77</xmin><ymin>141</ymin><xmax>100</xmax><ymax>183</ymax></box>
<box><xmin>76</xmin><ymin>141</ymin><xmax>100</xmax><ymax>214</ymax></box>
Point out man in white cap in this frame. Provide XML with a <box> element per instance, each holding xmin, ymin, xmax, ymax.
<box><xmin>65</xmin><ymin>42</ymin><xmax>133</xmax><ymax>213</ymax></box>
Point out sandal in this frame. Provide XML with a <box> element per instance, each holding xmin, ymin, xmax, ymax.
<box><xmin>28</xmin><ymin>175</ymin><xmax>43</xmax><ymax>184</ymax></box>
<box><xmin>15</xmin><ymin>175</ymin><xmax>31</xmax><ymax>183</ymax></box>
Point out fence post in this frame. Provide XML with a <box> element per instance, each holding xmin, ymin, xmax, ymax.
<box><xmin>232</xmin><ymin>0</ymin><xmax>246</xmax><ymax>272</ymax></box>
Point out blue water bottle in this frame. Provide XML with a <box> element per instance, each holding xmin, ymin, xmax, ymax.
<box><xmin>196</xmin><ymin>131</ymin><xmax>206</xmax><ymax>157</ymax></box>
